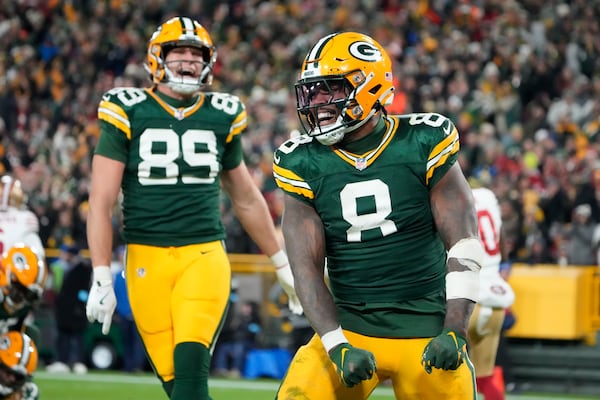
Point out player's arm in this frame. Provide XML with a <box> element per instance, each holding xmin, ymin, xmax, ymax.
<box><xmin>280</xmin><ymin>194</ymin><xmax>332</xmax><ymax>333</ymax></box>
<box><xmin>422</xmin><ymin>162</ymin><xmax>484</xmax><ymax>373</ymax></box>
<box><xmin>86</xmin><ymin>154</ymin><xmax>124</xmax><ymax>334</ymax></box>
<box><xmin>221</xmin><ymin>161</ymin><xmax>302</xmax><ymax>314</ymax></box>
<box><xmin>430</xmin><ymin>162</ymin><xmax>481</xmax><ymax>335</ymax></box>
<box><xmin>87</xmin><ymin>155</ymin><xmax>124</xmax><ymax>268</ymax></box>
<box><xmin>281</xmin><ymin>194</ymin><xmax>376</xmax><ymax>386</ymax></box>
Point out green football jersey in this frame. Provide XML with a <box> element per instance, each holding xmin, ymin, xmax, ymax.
<box><xmin>96</xmin><ymin>87</ymin><xmax>246</xmax><ymax>246</ymax></box>
<box><xmin>273</xmin><ymin>113</ymin><xmax>460</xmax><ymax>337</ymax></box>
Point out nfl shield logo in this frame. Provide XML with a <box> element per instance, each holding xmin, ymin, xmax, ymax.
<box><xmin>175</xmin><ymin>109</ymin><xmax>185</xmax><ymax>120</ymax></box>
<box><xmin>355</xmin><ymin>158</ymin><xmax>367</xmax><ymax>170</ymax></box>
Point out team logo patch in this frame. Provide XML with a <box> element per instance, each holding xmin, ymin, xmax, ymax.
<box><xmin>355</xmin><ymin>158</ymin><xmax>367</xmax><ymax>170</ymax></box>
<box><xmin>491</xmin><ymin>285</ymin><xmax>506</xmax><ymax>295</ymax></box>
<box><xmin>349</xmin><ymin>41</ymin><xmax>381</xmax><ymax>62</ymax></box>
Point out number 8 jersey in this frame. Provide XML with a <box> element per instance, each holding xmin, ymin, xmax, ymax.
<box><xmin>96</xmin><ymin>87</ymin><xmax>246</xmax><ymax>246</ymax></box>
<box><xmin>274</xmin><ymin>113</ymin><xmax>460</xmax><ymax>337</ymax></box>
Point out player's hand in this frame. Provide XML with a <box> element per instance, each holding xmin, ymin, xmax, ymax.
<box><xmin>275</xmin><ymin>264</ymin><xmax>303</xmax><ymax>315</ymax></box>
<box><xmin>271</xmin><ymin>250</ymin><xmax>303</xmax><ymax>315</ymax></box>
<box><xmin>421</xmin><ymin>328</ymin><xmax>467</xmax><ymax>373</ymax></box>
<box><xmin>21</xmin><ymin>381</ymin><xmax>39</xmax><ymax>400</ymax></box>
<box><xmin>86</xmin><ymin>266</ymin><xmax>116</xmax><ymax>335</ymax></box>
<box><xmin>329</xmin><ymin>343</ymin><xmax>376</xmax><ymax>387</ymax></box>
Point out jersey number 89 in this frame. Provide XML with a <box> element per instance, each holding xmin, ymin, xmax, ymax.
<box><xmin>138</xmin><ymin>129</ymin><xmax>220</xmax><ymax>185</ymax></box>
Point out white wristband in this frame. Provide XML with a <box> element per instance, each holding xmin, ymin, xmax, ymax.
<box><xmin>320</xmin><ymin>326</ymin><xmax>348</xmax><ymax>353</ymax></box>
<box><xmin>270</xmin><ymin>249</ymin><xmax>288</xmax><ymax>269</ymax></box>
<box><xmin>447</xmin><ymin>238</ymin><xmax>484</xmax><ymax>271</ymax></box>
<box><xmin>92</xmin><ymin>265</ymin><xmax>113</xmax><ymax>284</ymax></box>
<box><xmin>446</xmin><ymin>270</ymin><xmax>480</xmax><ymax>302</ymax></box>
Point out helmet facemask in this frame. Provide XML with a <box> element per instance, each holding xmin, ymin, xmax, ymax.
<box><xmin>296</xmin><ymin>76</ymin><xmax>351</xmax><ymax>145</ymax></box>
<box><xmin>2</xmin><ymin>279</ymin><xmax>39</xmax><ymax>313</ymax></box>
<box><xmin>0</xmin><ymin>363</ymin><xmax>27</xmax><ymax>393</ymax></box>
<box><xmin>162</xmin><ymin>44</ymin><xmax>216</xmax><ymax>95</ymax></box>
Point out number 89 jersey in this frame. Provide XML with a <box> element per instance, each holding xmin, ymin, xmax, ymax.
<box><xmin>274</xmin><ymin>114</ymin><xmax>459</xmax><ymax>305</ymax></box>
<box><xmin>96</xmin><ymin>87</ymin><xmax>246</xmax><ymax>246</ymax></box>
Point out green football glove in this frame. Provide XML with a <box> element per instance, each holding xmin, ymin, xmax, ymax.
<box><xmin>421</xmin><ymin>329</ymin><xmax>467</xmax><ymax>374</ymax></box>
<box><xmin>329</xmin><ymin>343</ymin><xmax>377</xmax><ymax>387</ymax></box>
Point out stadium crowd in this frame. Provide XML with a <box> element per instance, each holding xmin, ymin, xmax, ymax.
<box><xmin>0</xmin><ymin>0</ymin><xmax>599</xmax><ymax>267</ymax></box>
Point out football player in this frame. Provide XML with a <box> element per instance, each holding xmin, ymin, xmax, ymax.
<box><xmin>0</xmin><ymin>176</ymin><xmax>44</xmax><ymax>259</ymax></box>
<box><xmin>0</xmin><ymin>331</ymin><xmax>39</xmax><ymax>400</ymax></box>
<box><xmin>85</xmin><ymin>16</ymin><xmax>301</xmax><ymax>400</ymax></box>
<box><xmin>0</xmin><ymin>245</ymin><xmax>47</xmax><ymax>345</ymax></box>
<box><xmin>469</xmin><ymin>187</ymin><xmax>515</xmax><ymax>400</ymax></box>
<box><xmin>273</xmin><ymin>32</ymin><xmax>483</xmax><ymax>399</ymax></box>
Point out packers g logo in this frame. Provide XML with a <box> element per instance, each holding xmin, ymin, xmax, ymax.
<box><xmin>349</xmin><ymin>41</ymin><xmax>381</xmax><ymax>62</ymax></box>
<box><xmin>11</xmin><ymin>252</ymin><xmax>28</xmax><ymax>272</ymax></box>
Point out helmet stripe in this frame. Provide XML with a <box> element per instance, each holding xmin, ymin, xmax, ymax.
<box><xmin>180</xmin><ymin>16</ymin><xmax>196</xmax><ymax>39</ymax></box>
<box><xmin>303</xmin><ymin>33</ymin><xmax>337</xmax><ymax>72</ymax></box>
<box><xmin>19</xmin><ymin>334</ymin><xmax>31</xmax><ymax>373</ymax></box>
<box><xmin>35</xmin><ymin>254</ymin><xmax>45</xmax><ymax>287</ymax></box>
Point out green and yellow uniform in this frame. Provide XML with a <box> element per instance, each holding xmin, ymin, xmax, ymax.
<box><xmin>96</xmin><ymin>87</ymin><xmax>245</xmax><ymax>383</ymax></box>
<box><xmin>273</xmin><ymin>113</ymin><xmax>476</xmax><ymax>399</ymax></box>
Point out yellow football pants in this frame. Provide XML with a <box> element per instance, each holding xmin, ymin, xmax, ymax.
<box><xmin>277</xmin><ymin>330</ymin><xmax>476</xmax><ymax>400</ymax></box>
<box><xmin>125</xmin><ymin>241</ymin><xmax>230</xmax><ymax>382</ymax></box>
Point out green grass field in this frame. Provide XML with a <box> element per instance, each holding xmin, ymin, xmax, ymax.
<box><xmin>35</xmin><ymin>371</ymin><xmax>597</xmax><ymax>400</ymax></box>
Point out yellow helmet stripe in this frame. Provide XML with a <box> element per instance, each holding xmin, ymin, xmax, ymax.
<box><xmin>98</xmin><ymin>101</ymin><xmax>131</xmax><ymax>139</ymax></box>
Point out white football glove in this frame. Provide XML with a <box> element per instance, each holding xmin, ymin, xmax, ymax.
<box><xmin>86</xmin><ymin>266</ymin><xmax>117</xmax><ymax>335</ymax></box>
<box><xmin>271</xmin><ymin>250</ymin><xmax>303</xmax><ymax>315</ymax></box>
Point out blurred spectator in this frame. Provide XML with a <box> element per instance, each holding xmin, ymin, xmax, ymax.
<box><xmin>45</xmin><ymin>246</ymin><xmax>91</xmax><ymax>374</ymax></box>
<box><xmin>564</xmin><ymin>203</ymin><xmax>597</xmax><ymax>265</ymax></box>
<box><xmin>213</xmin><ymin>300</ymin><xmax>262</xmax><ymax>378</ymax></box>
<box><xmin>48</xmin><ymin>244</ymin><xmax>79</xmax><ymax>293</ymax></box>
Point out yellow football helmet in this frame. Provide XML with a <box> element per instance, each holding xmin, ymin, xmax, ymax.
<box><xmin>0</xmin><ymin>331</ymin><xmax>37</xmax><ymax>393</ymax></box>
<box><xmin>295</xmin><ymin>31</ymin><xmax>394</xmax><ymax>145</ymax></box>
<box><xmin>0</xmin><ymin>176</ymin><xmax>25</xmax><ymax>211</ymax></box>
<box><xmin>1</xmin><ymin>245</ymin><xmax>46</xmax><ymax>312</ymax></box>
<box><xmin>145</xmin><ymin>16</ymin><xmax>217</xmax><ymax>95</ymax></box>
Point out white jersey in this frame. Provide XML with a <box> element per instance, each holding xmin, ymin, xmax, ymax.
<box><xmin>0</xmin><ymin>206</ymin><xmax>45</xmax><ymax>258</ymax></box>
<box><xmin>472</xmin><ymin>188</ymin><xmax>514</xmax><ymax>308</ymax></box>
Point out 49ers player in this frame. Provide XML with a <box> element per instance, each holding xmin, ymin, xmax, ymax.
<box><xmin>0</xmin><ymin>177</ymin><xmax>44</xmax><ymax>260</ymax></box>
